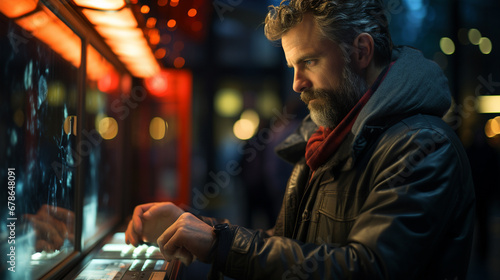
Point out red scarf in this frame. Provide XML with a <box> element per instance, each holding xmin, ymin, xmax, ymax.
<box><xmin>305</xmin><ymin>64</ymin><xmax>393</xmax><ymax>171</ymax></box>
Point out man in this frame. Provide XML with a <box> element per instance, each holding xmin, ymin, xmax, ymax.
<box><xmin>126</xmin><ymin>0</ymin><xmax>475</xmax><ymax>279</ymax></box>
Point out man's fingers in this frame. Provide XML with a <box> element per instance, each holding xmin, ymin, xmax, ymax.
<box><xmin>156</xmin><ymin>213</ymin><xmax>214</xmax><ymax>265</ymax></box>
<box><xmin>37</xmin><ymin>211</ymin><xmax>68</xmax><ymax>236</ymax></box>
<box><xmin>125</xmin><ymin>220</ymin><xmax>139</xmax><ymax>246</ymax></box>
<box><xmin>25</xmin><ymin>214</ymin><xmax>65</xmax><ymax>250</ymax></box>
<box><xmin>131</xmin><ymin>204</ymin><xmax>148</xmax><ymax>234</ymax></box>
<box><xmin>157</xmin><ymin>222</ymin><xmax>178</xmax><ymax>258</ymax></box>
<box><xmin>41</xmin><ymin>205</ymin><xmax>75</xmax><ymax>223</ymax></box>
<box><xmin>173</xmin><ymin>248</ymin><xmax>195</xmax><ymax>266</ymax></box>
<box><xmin>38</xmin><ymin>205</ymin><xmax>75</xmax><ymax>237</ymax></box>
<box><xmin>159</xmin><ymin>229</ymin><xmax>194</xmax><ymax>266</ymax></box>
<box><xmin>35</xmin><ymin>239</ymin><xmax>54</xmax><ymax>252</ymax></box>
<box><xmin>126</xmin><ymin>203</ymin><xmax>158</xmax><ymax>246</ymax></box>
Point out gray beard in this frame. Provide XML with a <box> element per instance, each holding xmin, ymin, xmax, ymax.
<box><xmin>301</xmin><ymin>65</ymin><xmax>368</xmax><ymax>128</ymax></box>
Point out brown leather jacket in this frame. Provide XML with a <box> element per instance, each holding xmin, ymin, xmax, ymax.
<box><xmin>205</xmin><ymin>47</ymin><xmax>475</xmax><ymax>279</ymax></box>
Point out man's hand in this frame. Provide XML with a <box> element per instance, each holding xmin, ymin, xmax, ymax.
<box><xmin>157</xmin><ymin>213</ymin><xmax>216</xmax><ymax>266</ymax></box>
<box><xmin>24</xmin><ymin>205</ymin><xmax>75</xmax><ymax>252</ymax></box>
<box><xmin>125</xmin><ymin>202</ymin><xmax>185</xmax><ymax>246</ymax></box>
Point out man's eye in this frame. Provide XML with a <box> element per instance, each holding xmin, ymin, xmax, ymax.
<box><xmin>305</xmin><ymin>60</ymin><xmax>316</xmax><ymax>67</ymax></box>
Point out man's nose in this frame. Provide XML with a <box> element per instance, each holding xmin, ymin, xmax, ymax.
<box><xmin>293</xmin><ymin>71</ymin><xmax>312</xmax><ymax>93</ymax></box>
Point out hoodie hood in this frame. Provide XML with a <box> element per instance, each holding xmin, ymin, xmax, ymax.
<box><xmin>351</xmin><ymin>46</ymin><xmax>451</xmax><ymax>137</ymax></box>
<box><xmin>276</xmin><ymin>46</ymin><xmax>452</xmax><ymax>164</ymax></box>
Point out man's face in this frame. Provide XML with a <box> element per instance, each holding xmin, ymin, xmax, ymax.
<box><xmin>282</xmin><ymin>14</ymin><xmax>367</xmax><ymax>128</ymax></box>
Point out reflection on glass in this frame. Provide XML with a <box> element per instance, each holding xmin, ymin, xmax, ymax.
<box><xmin>0</xmin><ymin>8</ymin><xmax>79</xmax><ymax>279</ymax></box>
<box><xmin>81</xmin><ymin>46</ymin><xmax>124</xmax><ymax>249</ymax></box>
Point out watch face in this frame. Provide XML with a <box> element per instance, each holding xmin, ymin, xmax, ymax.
<box><xmin>214</xmin><ymin>223</ymin><xmax>229</xmax><ymax>232</ymax></box>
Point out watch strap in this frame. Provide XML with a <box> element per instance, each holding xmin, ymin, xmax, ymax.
<box><xmin>213</xmin><ymin>223</ymin><xmax>236</xmax><ymax>271</ymax></box>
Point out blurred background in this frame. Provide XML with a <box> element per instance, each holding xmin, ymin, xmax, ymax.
<box><xmin>0</xmin><ymin>0</ymin><xmax>499</xmax><ymax>279</ymax></box>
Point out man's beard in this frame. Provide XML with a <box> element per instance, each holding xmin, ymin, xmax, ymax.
<box><xmin>300</xmin><ymin>64</ymin><xmax>368</xmax><ymax>128</ymax></box>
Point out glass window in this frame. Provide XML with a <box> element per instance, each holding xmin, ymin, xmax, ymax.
<box><xmin>81</xmin><ymin>46</ymin><xmax>125</xmax><ymax>248</ymax></box>
<box><xmin>0</xmin><ymin>5</ymin><xmax>80</xmax><ymax>279</ymax></box>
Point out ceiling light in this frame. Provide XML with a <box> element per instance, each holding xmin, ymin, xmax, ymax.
<box><xmin>72</xmin><ymin>0</ymin><xmax>126</xmax><ymax>10</ymax></box>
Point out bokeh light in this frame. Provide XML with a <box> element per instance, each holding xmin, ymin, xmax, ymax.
<box><xmin>150</xmin><ymin>117</ymin><xmax>167</xmax><ymax>140</ymax></box>
<box><xmin>440</xmin><ymin>37</ymin><xmax>455</xmax><ymax>55</ymax></box>
<box><xmin>98</xmin><ymin>117</ymin><xmax>118</xmax><ymax>140</ymax></box>
<box><xmin>233</xmin><ymin>119</ymin><xmax>256</xmax><ymax>140</ymax></box>
<box><xmin>479</xmin><ymin>37</ymin><xmax>492</xmax><ymax>54</ymax></box>
<box><xmin>214</xmin><ymin>88</ymin><xmax>243</xmax><ymax>117</ymax></box>
<box><xmin>468</xmin><ymin>28</ymin><xmax>482</xmax><ymax>45</ymax></box>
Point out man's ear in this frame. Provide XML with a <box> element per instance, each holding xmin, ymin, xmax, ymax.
<box><xmin>351</xmin><ymin>33</ymin><xmax>375</xmax><ymax>71</ymax></box>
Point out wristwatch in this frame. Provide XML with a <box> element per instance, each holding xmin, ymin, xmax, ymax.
<box><xmin>212</xmin><ymin>223</ymin><xmax>232</xmax><ymax>270</ymax></box>
<box><xmin>213</xmin><ymin>223</ymin><xmax>229</xmax><ymax>236</ymax></box>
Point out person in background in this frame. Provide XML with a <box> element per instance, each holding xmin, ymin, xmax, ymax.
<box><xmin>126</xmin><ymin>0</ymin><xmax>475</xmax><ymax>279</ymax></box>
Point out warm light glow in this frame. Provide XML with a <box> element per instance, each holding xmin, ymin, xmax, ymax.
<box><xmin>148</xmin><ymin>28</ymin><xmax>160</xmax><ymax>45</ymax></box>
<box><xmin>150</xmin><ymin>117</ymin><xmax>167</xmax><ymax>140</ymax></box>
<box><xmin>123</xmin><ymin>60</ymin><xmax>160</xmax><ymax>77</ymax></box>
<box><xmin>144</xmin><ymin>71</ymin><xmax>169</xmax><ymax>97</ymax></box>
<box><xmin>146</xmin><ymin>17</ymin><xmax>157</xmax><ymax>28</ymax></box>
<box><xmin>98</xmin><ymin>71</ymin><xmax>120</xmax><ymax>94</ymax></box>
<box><xmin>158</xmin><ymin>0</ymin><xmax>168</xmax><ymax>7</ymax></box>
<box><xmin>15</xmin><ymin>9</ymin><xmax>50</xmax><ymax>32</ymax></box>
<box><xmin>16</xmin><ymin>7</ymin><xmax>81</xmax><ymax>67</ymax></box>
<box><xmin>468</xmin><ymin>28</ymin><xmax>482</xmax><ymax>45</ymax></box>
<box><xmin>440</xmin><ymin>37</ymin><xmax>455</xmax><ymax>55</ymax></box>
<box><xmin>188</xmin><ymin>8</ymin><xmax>197</xmax><ymax>17</ymax></box>
<box><xmin>479</xmin><ymin>37</ymin><xmax>492</xmax><ymax>55</ymax></box>
<box><xmin>492</xmin><ymin>117</ymin><xmax>500</xmax><ymax>134</ymax></box>
<box><xmin>108</xmin><ymin>40</ymin><xmax>150</xmax><ymax>56</ymax></box>
<box><xmin>241</xmin><ymin>109</ymin><xmax>260</xmax><ymax>130</ymax></box>
<box><xmin>485</xmin><ymin>119</ymin><xmax>495</xmax><ymax>138</ymax></box>
<box><xmin>82</xmin><ymin>8</ymin><xmax>137</xmax><ymax>28</ymax></box>
<box><xmin>121</xmin><ymin>74</ymin><xmax>132</xmax><ymax>94</ymax></box>
<box><xmin>0</xmin><ymin>0</ymin><xmax>38</xmax><ymax>18</ymax></box>
<box><xmin>141</xmin><ymin>5</ymin><xmax>150</xmax><ymax>14</ymax></box>
<box><xmin>47</xmin><ymin>82</ymin><xmax>66</xmax><ymax>106</ymax></box>
<box><xmin>257</xmin><ymin>90</ymin><xmax>281</xmax><ymax>118</ymax></box>
<box><xmin>215</xmin><ymin>88</ymin><xmax>243</xmax><ymax>117</ymax></box>
<box><xmin>94</xmin><ymin>113</ymin><xmax>106</xmax><ymax>133</ymax></box>
<box><xmin>167</xmin><ymin>19</ymin><xmax>177</xmax><ymax>28</ymax></box>
<box><xmin>80</xmin><ymin>4</ymin><xmax>160</xmax><ymax>78</ymax></box>
<box><xmin>477</xmin><ymin>95</ymin><xmax>500</xmax><ymax>113</ymax></box>
<box><xmin>485</xmin><ymin>118</ymin><xmax>500</xmax><ymax>138</ymax></box>
<box><xmin>96</xmin><ymin>26</ymin><xmax>144</xmax><ymax>40</ymax></box>
<box><xmin>174</xmin><ymin>57</ymin><xmax>185</xmax><ymax>68</ymax></box>
<box><xmin>72</xmin><ymin>0</ymin><xmax>126</xmax><ymax>10</ymax></box>
<box><xmin>87</xmin><ymin>46</ymin><xmax>114</xmax><ymax>81</ymax></box>
<box><xmin>154</xmin><ymin>48</ymin><xmax>167</xmax><ymax>59</ymax></box>
<box><xmin>86</xmin><ymin>90</ymin><xmax>106</xmax><ymax>114</ymax></box>
<box><xmin>64</xmin><ymin>116</ymin><xmax>77</xmax><ymax>136</ymax></box>
<box><xmin>99</xmin><ymin>117</ymin><xmax>118</xmax><ymax>140</ymax></box>
<box><xmin>96</xmin><ymin>24</ymin><xmax>160</xmax><ymax>77</ymax></box>
<box><xmin>32</xmin><ymin>23</ymin><xmax>81</xmax><ymax>67</ymax></box>
<box><xmin>233</xmin><ymin>119</ymin><xmax>256</xmax><ymax>140</ymax></box>
<box><xmin>170</xmin><ymin>0</ymin><xmax>179</xmax><ymax>7</ymax></box>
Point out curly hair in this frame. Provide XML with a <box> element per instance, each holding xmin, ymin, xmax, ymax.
<box><xmin>264</xmin><ymin>0</ymin><xmax>393</xmax><ymax>67</ymax></box>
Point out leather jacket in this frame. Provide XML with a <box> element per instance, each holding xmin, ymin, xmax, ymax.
<box><xmin>205</xmin><ymin>47</ymin><xmax>475</xmax><ymax>279</ymax></box>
